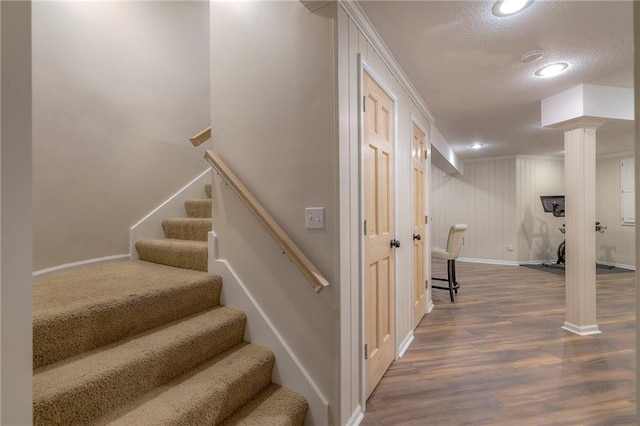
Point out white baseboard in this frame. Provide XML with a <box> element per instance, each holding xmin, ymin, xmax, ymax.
<box><xmin>456</xmin><ymin>258</ymin><xmax>636</xmax><ymax>271</ymax></box>
<box><xmin>595</xmin><ymin>261</ymin><xmax>636</xmax><ymax>271</ymax></box>
<box><xmin>562</xmin><ymin>322</ymin><xmax>601</xmax><ymax>336</ymax></box>
<box><xmin>208</xmin><ymin>231</ymin><xmax>329</xmax><ymax>426</ymax></box>
<box><xmin>398</xmin><ymin>331</ymin><xmax>414</xmax><ymax>358</ymax></box>
<box><xmin>345</xmin><ymin>405</ymin><xmax>364</xmax><ymax>426</ymax></box>
<box><xmin>33</xmin><ymin>254</ymin><xmax>130</xmax><ymax>278</ymax></box>
<box><xmin>518</xmin><ymin>260</ymin><xmax>557</xmax><ymax>265</ymax></box>
<box><xmin>427</xmin><ymin>300</ymin><xmax>435</xmax><ymax>314</ymax></box>
<box><xmin>130</xmin><ymin>168</ymin><xmax>211</xmax><ymax>259</ymax></box>
<box><xmin>457</xmin><ymin>257</ymin><xmax>520</xmax><ymax>266</ymax></box>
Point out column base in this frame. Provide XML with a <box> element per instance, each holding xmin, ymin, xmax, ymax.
<box><xmin>562</xmin><ymin>321</ymin><xmax>601</xmax><ymax>336</ymax></box>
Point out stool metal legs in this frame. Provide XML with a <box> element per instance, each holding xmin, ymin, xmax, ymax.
<box><xmin>432</xmin><ymin>259</ymin><xmax>460</xmax><ymax>302</ymax></box>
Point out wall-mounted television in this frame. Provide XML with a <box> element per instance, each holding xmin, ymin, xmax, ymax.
<box><xmin>540</xmin><ymin>195</ymin><xmax>565</xmax><ymax>217</ymax></box>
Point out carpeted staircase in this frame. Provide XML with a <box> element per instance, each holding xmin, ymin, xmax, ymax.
<box><xmin>33</xmin><ymin>183</ymin><xmax>308</xmax><ymax>425</ymax></box>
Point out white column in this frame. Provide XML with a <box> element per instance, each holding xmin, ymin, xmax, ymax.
<box><xmin>562</xmin><ymin>125</ymin><xmax>601</xmax><ymax>336</ymax></box>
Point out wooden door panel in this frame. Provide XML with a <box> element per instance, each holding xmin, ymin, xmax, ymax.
<box><xmin>412</xmin><ymin>123</ymin><xmax>426</xmax><ymax>328</ymax></box>
<box><xmin>364</xmin><ymin>72</ymin><xmax>395</xmax><ymax>399</ymax></box>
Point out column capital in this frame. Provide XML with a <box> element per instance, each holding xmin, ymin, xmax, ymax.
<box><xmin>547</xmin><ymin>116</ymin><xmax>606</xmax><ymax>131</ymax></box>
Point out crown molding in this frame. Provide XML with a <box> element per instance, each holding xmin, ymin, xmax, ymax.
<box><xmin>301</xmin><ymin>1</ymin><xmax>332</xmax><ymax>13</ymax></box>
<box><xmin>338</xmin><ymin>0</ymin><xmax>435</xmax><ymax>124</ymax></box>
<box><xmin>596</xmin><ymin>150</ymin><xmax>635</xmax><ymax>160</ymax></box>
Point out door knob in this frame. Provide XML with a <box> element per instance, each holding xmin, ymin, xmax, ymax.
<box><xmin>390</xmin><ymin>239</ymin><xmax>401</xmax><ymax>248</ymax></box>
<box><xmin>413</xmin><ymin>234</ymin><xmax>421</xmax><ymax>241</ymax></box>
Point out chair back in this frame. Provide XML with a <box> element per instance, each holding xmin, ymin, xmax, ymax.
<box><xmin>446</xmin><ymin>224</ymin><xmax>468</xmax><ymax>259</ymax></box>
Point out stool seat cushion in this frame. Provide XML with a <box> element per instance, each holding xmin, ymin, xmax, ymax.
<box><xmin>432</xmin><ymin>246</ymin><xmax>453</xmax><ymax>260</ymax></box>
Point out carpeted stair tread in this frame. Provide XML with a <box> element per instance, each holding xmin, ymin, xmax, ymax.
<box><xmin>96</xmin><ymin>343</ymin><xmax>275</xmax><ymax>426</ymax></box>
<box><xmin>162</xmin><ymin>217</ymin><xmax>211</xmax><ymax>241</ymax></box>
<box><xmin>34</xmin><ymin>307</ymin><xmax>246</xmax><ymax>426</ymax></box>
<box><xmin>136</xmin><ymin>238</ymin><xmax>208</xmax><ymax>272</ymax></box>
<box><xmin>185</xmin><ymin>199</ymin><xmax>212</xmax><ymax>218</ymax></box>
<box><xmin>205</xmin><ymin>183</ymin><xmax>212</xmax><ymax>199</ymax></box>
<box><xmin>33</xmin><ymin>260</ymin><xmax>221</xmax><ymax>368</ymax></box>
<box><xmin>221</xmin><ymin>383</ymin><xmax>308</xmax><ymax>426</ymax></box>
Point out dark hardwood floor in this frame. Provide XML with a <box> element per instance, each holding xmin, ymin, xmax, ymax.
<box><xmin>362</xmin><ymin>261</ymin><xmax>636</xmax><ymax>425</ymax></box>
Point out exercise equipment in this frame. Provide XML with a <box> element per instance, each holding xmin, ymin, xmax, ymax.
<box><xmin>539</xmin><ymin>195</ymin><xmax>610</xmax><ymax>269</ymax></box>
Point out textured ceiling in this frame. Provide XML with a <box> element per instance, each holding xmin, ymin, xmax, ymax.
<box><xmin>358</xmin><ymin>0</ymin><xmax>635</xmax><ymax>160</ymax></box>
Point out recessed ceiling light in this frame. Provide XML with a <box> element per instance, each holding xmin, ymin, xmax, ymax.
<box><xmin>535</xmin><ymin>62</ymin><xmax>569</xmax><ymax>77</ymax></box>
<box><xmin>521</xmin><ymin>50</ymin><xmax>544</xmax><ymax>63</ymax></box>
<box><xmin>470</xmin><ymin>143</ymin><xmax>485</xmax><ymax>150</ymax></box>
<box><xmin>492</xmin><ymin>0</ymin><xmax>534</xmax><ymax>17</ymax></box>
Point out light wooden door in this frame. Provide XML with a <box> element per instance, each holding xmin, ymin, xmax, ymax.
<box><xmin>363</xmin><ymin>72</ymin><xmax>396</xmax><ymax>399</ymax></box>
<box><xmin>412</xmin><ymin>123</ymin><xmax>427</xmax><ymax>329</ymax></box>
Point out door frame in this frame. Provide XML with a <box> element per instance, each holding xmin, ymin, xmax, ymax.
<box><xmin>358</xmin><ymin>55</ymin><xmax>399</xmax><ymax>407</ymax></box>
<box><xmin>410</xmin><ymin>114</ymin><xmax>433</xmax><ymax>321</ymax></box>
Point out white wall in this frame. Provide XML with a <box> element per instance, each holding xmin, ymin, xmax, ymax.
<box><xmin>431</xmin><ymin>155</ymin><xmax>635</xmax><ymax>267</ymax></box>
<box><xmin>211</xmin><ymin>2</ymin><xmax>337</xmax><ymax>424</ymax></box>
<box><xmin>32</xmin><ymin>1</ymin><xmax>210</xmax><ymax>270</ymax></box>
<box><xmin>431</xmin><ymin>158</ymin><xmax>518</xmax><ymax>264</ymax></box>
<box><xmin>1</xmin><ymin>2</ymin><xmax>33</xmax><ymax>423</ymax></box>
<box><xmin>596</xmin><ymin>154</ymin><xmax>635</xmax><ymax>268</ymax></box>
<box><xmin>516</xmin><ymin>157</ymin><xmax>565</xmax><ymax>263</ymax></box>
<box><xmin>337</xmin><ymin>4</ymin><xmax>435</xmax><ymax>422</ymax></box>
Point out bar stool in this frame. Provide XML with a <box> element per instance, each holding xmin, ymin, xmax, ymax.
<box><xmin>431</xmin><ymin>224</ymin><xmax>467</xmax><ymax>302</ymax></box>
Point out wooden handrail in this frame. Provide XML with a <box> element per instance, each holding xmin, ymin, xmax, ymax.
<box><xmin>205</xmin><ymin>149</ymin><xmax>329</xmax><ymax>293</ymax></box>
<box><xmin>190</xmin><ymin>127</ymin><xmax>212</xmax><ymax>147</ymax></box>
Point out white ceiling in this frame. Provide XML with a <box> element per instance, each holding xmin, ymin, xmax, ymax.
<box><xmin>358</xmin><ymin>0</ymin><xmax>635</xmax><ymax>160</ymax></box>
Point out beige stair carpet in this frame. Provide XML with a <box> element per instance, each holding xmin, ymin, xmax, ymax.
<box><xmin>162</xmin><ymin>217</ymin><xmax>211</xmax><ymax>241</ymax></box>
<box><xmin>34</xmin><ymin>307</ymin><xmax>246</xmax><ymax>425</ymax></box>
<box><xmin>185</xmin><ymin>199</ymin><xmax>212</xmax><ymax>218</ymax></box>
<box><xmin>221</xmin><ymin>384</ymin><xmax>308</xmax><ymax>426</ymax></box>
<box><xmin>34</xmin><ymin>184</ymin><xmax>307</xmax><ymax>425</ymax></box>
<box><xmin>136</xmin><ymin>238</ymin><xmax>208</xmax><ymax>272</ymax></box>
<box><xmin>33</xmin><ymin>260</ymin><xmax>221</xmax><ymax>368</ymax></box>
<box><xmin>136</xmin><ymin>188</ymin><xmax>211</xmax><ymax>271</ymax></box>
<box><xmin>94</xmin><ymin>343</ymin><xmax>275</xmax><ymax>425</ymax></box>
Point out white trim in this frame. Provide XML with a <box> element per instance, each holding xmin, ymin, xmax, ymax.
<box><xmin>462</xmin><ymin>155</ymin><xmax>518</xmax><ymax>164</ymax></box>
<box><xmin>345</xmin><ymin>405</ymin><xmax>364</xmax><ymax>426</ymax></box>
<box><xmin>339</xmin><ymin>1</ymin><xmax>435</xmax><ymax>124</ymax></box>
<box><xmin>457</xmin><ymin>257</ymin><xmax>520</xmax><ymax>266</ymax></box>
<box><xmin>515</xmin><ymin>154</ymin><xmax>564</xmax><ymax>161</ymax></box>
<box><xmin>208</xmin><ymin>232</ymin><xmax>329</xmax><ymax>425</ymax></box>
<box><xmin>562</xmin><ymin>322</ymin><xmax>601</xmax><ymax>336</ymax></box>
<box><xmin>597</xmin><ymin>150</ymin><xmax>635</xmax><ymax>160</ymax></box>
<box><xmin>595</xmin><ymin>261</ymin><xmax>636</xmax><ymax>271</ymax></box>
<box><xmin>518</xmin><ymin>260</ymin><xmax>558</xmax><ymax>265</ymax></box>
<box><xmin>33</xmin><ymin>254</ymin><xmax>130</xmax><ymax>278</ymax></box>
<box><xmin>300</xmin><ymin>0</ymin><xmax>330</xmax><ymax>12</ymax></box>
<box><xmin>398</xmin><ymin>332</ymin><xmax>414</xmax><ymax>358</ymax></box>
<box><xmin>129</xmin><ymin>168</ymin><xmax>211</xmax><ymax>259</ymax></box>
<box><xmin>427</xmin><ymin>300</ymin><xmax>435</xmax><ymax>314</ymax></box>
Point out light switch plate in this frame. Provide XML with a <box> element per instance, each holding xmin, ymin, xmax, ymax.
<box><xmin>305</xmin><ymin>207</ymin><xmax>325</xmax><ymax>229</ymax></box>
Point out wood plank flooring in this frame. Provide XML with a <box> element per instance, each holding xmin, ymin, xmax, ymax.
<box><xmin>362</xmin><ymin>261</ymin><xmax>636</xmax><ymax>425</ymax></box>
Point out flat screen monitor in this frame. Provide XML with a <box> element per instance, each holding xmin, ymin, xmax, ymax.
<box><xmin>540</xmin><ymin>195</ymin><xmax>565</xmax><ymax>217</ymax></box>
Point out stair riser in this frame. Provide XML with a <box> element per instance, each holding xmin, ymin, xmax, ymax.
<box><xmin>162</xmin><ymin>220</ymin><xmax>211</xmax><ymax>241</ymax></box>
<box><xmin>34</xmin><ymin>314</ymin><xmax>246</xmax><ymax>426</ymax></box>
<box><xmin>185</xmin><ymin>200</ymin><xmax>212</xmax><ymax>218</ymax></box>
<box><xmin>136</xmin><ymin>243</ymin><xmax>208</xmax><ymax>272</ymax></box>
<box><xmin>209</xmin><ymin>355</ymin><xmax>274</xmax><ymax>424</ymax></box>
<box><xmin>34</xmin><ymin>278</ymin><xmax>221</xmax><ymax>369</ymax></box>
<box><xmin>220</xmin><ymin>385</ymin><xmax>308</xmax><ymax>426</ymax></box>
<box><xmin>107</xmin><ymin>345</ymin><xmax>276</xmax><ymax>426</ymax></box>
